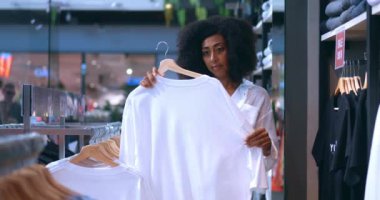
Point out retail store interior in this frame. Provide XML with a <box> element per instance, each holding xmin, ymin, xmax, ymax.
<box><xmin>0</xmin><ymin>0</ymin><xmax>380</xmax><ymax>199</ymax></box>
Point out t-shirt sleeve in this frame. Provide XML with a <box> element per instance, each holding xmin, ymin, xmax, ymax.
<box><xmin>119</xmin><ymin>98</ymin><xmax>137</xmax><ymax>166</ymax></box>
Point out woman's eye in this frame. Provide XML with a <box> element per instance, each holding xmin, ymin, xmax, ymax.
<box><xmin>202</xmin><ymin>51</ymin><xmax>209</xmax><ymax>56</ymax></box>
<box><xmin>216</xmin><ymin>47</ymin><xmax>225</xmax><ymax>53</ymax></box>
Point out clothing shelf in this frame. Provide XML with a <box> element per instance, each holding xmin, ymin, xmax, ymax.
<box><xmin>321</xmin><ymin>12</ymin><xmax>367</xmax><ymax>41</ymax></box>
<box><xmin>253</xmin><ymin>63</ymin><xmax>272</xmax><ymax>76</ymax></box>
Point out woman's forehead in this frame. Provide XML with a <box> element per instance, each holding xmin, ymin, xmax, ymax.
<box><xmin>202</xmin><ymin>34</ymin><xmax>226</xmax><ymax>48</ymax></box>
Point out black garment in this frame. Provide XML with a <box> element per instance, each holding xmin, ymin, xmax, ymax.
<box><xmin>345</xmin><ymin>89</ymin><xmax>368</xmax><ymax>200</ymax></box>
<box><xmin>38</xmin><ymin>140</ymin><xmax>75</xmax><ymax>165</ymax></box>
<box><xmin>312</xmin><ymin>95</ymin><xmax>351</xmax><ymax>200</ymax></box>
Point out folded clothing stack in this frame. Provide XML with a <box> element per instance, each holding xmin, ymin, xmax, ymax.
<box><xmin>256</xmin><ymin>52</ymin><xmax>263</xmax><ymax>68</ymax></box>
<box><xmin>261</xmin><ymin>0</ymin><xmax>272</xmax><ymax>20</ymax></box>
<box><xmin>321</xmin><ymin>0</ymin><xmax>367</xmax><ymax>32</ymax></box>
<box><xmin>262</xmin><ymin>39</ymin><xmax>272</xmax><ymax>66</ymax></box>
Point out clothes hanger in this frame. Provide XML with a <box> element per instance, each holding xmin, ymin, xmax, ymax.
<box><xmin>342</xmin><ymin>64</ymin><xmax>355</xmax><ymax>95</ymax></box>
<box><xmin>4</xmin><ymin>165</ymin><xmax>63</xmax><ymax>200</ymax></box>
<box><xmin>32</xmin><ymin>164</ymin><xmax>76</xmax><ymax>197</ymax></box>
<box><xmin>70</xmin><ymin>143</ymin><xmax>119</xmax><ymax>167</ymax></box>
<box><xmin>352</xmin><ymin>60</ymin><xmax>362</xmax><ymax>91</ymax></box>
<box><xmin>363</xmin><ymin>52</ymin><xmax>368</xmax><ymax>89</ymax></box>
<box><xmin>347</xmin><ymin>61</ymin><xmax>358</xmax><ymax>95</ymax></box>
<box><xmin>158</xmin><ymin>59</ymin><xmax>202</xmax><ymax>78</ymax></box>
<box><xmin>97</xmin><ymin>140</ymin><xmax>120</xmax><ymax>158</ymax></box>
<box><xmin>155</xmin><ymin>41</ymin><xmax>202</xmax><ymax>78</ymax></box>
<box><xmin>110</xmin><ymin>136</ymin><xmax>121</xmax><ymax>147</ymax></box>
<box><xmin>23</xmin><ymin>165</ymin><xmax>65</xmax><ymax>199</ymax></box>
<box><xmin>334</xmin><ymin>66</ymin><xmax>347</xmax><ymax>95</ymax></box>
<box><xmin>363</xmin><ymin>71</ymin><xmax>368</xmax><ymax>89</ymax></box>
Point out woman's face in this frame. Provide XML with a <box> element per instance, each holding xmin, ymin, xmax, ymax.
<box><xmin>201</xmin><ymin>34</ymin><xmax>229</xmax><ymax>80</ymax></box>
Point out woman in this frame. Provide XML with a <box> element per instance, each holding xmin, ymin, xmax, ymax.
<box><xmin>141</xmin><ymin>16</ymin><xmax>278</xmax><ymax>171</ymax></box>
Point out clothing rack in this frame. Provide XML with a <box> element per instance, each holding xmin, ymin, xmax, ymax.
<box><xmin>0</xmin><ymin>132</ymin><xmax>47</xmax><ymax>176</ymax></box>
<box><xmin>0</xmin><ymin>85</ymin><xmax>121</xmax><ymax>159</ymax></box>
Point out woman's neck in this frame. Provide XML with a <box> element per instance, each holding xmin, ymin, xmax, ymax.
<box><xmin>220</xmin><ymin>79</ymin><xmax>238</xmax><ymax>96</ymax></box>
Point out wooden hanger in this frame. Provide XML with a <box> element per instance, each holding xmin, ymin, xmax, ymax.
<box><xmin>334</xmin><ymin>67</ymin><xmax>348</xmax><ymax>95</ymax></box>
<box><xmin>363</xmin><ymin>72</ymin><xmax>368</xmax><ymax>89</ymax></box>
<box><xmin>110</xmin><ymin>136</ymin><xmax>120</xmax><ymax>147</ymax></box>
<box><xmin>158</xmin><ymin>59</ymin><xmax>202</xmax><ymax>78</ymax></box>
<box><xmin>334</xmin><ymin>77</ymin><xmax>346</xmax><ymax>95</ymax></box>
<box><xmin>3</xmin><ymin>164</ymin><xmax>67</xmax><ymax>200</ymax></box>
<box><xmin>347</xmin><ymin>63</ymin><xmax>358</xmax><ymax>95</ymax></box>
<box><xmin>97</xmin><ymin>140</ymin><xmax>120</xmax><ymax>158</ymax></box>
<box><xmin>352</xmin><ymin>60</ymin><xmax>362</xmax><ymax>91</ymax></box>
<box><xmin>70</xmin><ymin>143</ymin><xmax>119</xmax><ymax>167</ymax></box>
<box><xmin>33</xmin><ymin>164</ymin><xmax>76</xmax><ymax>197</ymax></box>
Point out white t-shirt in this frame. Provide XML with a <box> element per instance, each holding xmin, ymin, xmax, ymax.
<box><xmin>47</xmin><ymin>158</ymin><xmax>152</xmax><ymax>200</ymax></box>
<box><xmin>365</xmin><ymin>106</ymin><xmax>380</xmax><ymax>200</ymax></box>
<box><xmin>120</xmin><ymin>75</ymin><xmax>267</xmax><ymax>200</ymax></box>
<box><xmin>232</xmin><ymin>79</ymin><xmax>279</xmax><ymax>171</ymax></box>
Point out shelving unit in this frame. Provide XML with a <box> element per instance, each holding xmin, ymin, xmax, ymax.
<box><xmin>252</xmin><ymin>0</ymin><xmax>284</xmax><ymax>93</ymax></box>
<box><xmin>372</xmin><ymin>3</ymin><xmax>380</xmax><ymax>15</ymax></box>
<box><xmin>318</xmin><ymin>6</ymin><xmax>380</xmax><ymax>200</ymax></box>
<box><xmin>253</xmin><ymin>63</ymin><xmax>272</xmax><ymax>75</ymax></box>
<box><xmin>321</xmin><ymin>12</ymin><xmax>367</xmax><ymax>41</ymax></box>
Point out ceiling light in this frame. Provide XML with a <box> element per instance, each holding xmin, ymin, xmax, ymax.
<box><xmin>126</xmin><ymin>68</ymin><xmax>133</xmax><ymax>75</ymax></box>
<box><xmin>165</xmin><ymin>3</ymin><xmax>173</xmax><ymax>10</ymax></box>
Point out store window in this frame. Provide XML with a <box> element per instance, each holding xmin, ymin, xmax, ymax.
<box><xmin>57</xmin><ymin>53</ymin><xmax>154</xmax><ymax>122</ymax></box>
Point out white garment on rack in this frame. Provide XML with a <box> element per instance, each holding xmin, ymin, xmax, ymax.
<box><xmin>47</xmin><ymin>158</ymin><xmax>152</xmax><ymax>200</ymax></box>
<box><xmin>120</xmin><ymin>75</ymin><xmax>267</xmax><ymax>200</ymax></box>
<box><xmin>365</xmin><ymin>106</ymin><xmax>380</xmax><ymax>200</ymax></box>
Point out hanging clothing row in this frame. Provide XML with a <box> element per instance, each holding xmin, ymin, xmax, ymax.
<box><xmin>46</xmin><ymin>135</ymin><xmax>153</xmax><ymax>200</ymax></box>
<box><xmin>0</xmin><ymin>133</ymin><xmax>91</xmax><ymax>200</ymax></box>
<box><xmin>312</xmin><ymin>61</ymin><xmax>371</xmax><ymax>200</ymax></box>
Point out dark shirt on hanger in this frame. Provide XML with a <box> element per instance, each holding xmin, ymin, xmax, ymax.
<box><xmin>345</xmin><ymin>89</ymin><xmax>368</xmax><ymax>200</ymax></box>
<box><xmin>312</xmin><ymin>94</ymin><xmax>351</xmax><ymax>200</ymax></box>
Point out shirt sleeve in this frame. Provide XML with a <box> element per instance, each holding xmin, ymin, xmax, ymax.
<box><xmin>256</xmin><ymin>110</ymin><xmax>279</xmax><ymax>171</ymax></box>
<box><xmin>119</xmin><ymin>98</ymin><xmax>137</xmax><ymax>166</ymax></box>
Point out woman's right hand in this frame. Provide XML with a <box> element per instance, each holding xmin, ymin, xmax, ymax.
<box><xmin>140</xmin><ymin>67</ymin><xmax>163</xmax><ymax>88</ymax></box>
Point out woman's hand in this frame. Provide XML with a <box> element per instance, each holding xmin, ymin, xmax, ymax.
<box><xmin>140</xmin><ymin>67</ymin><xmax>163</xmax><ymax>88</ymax></box>
<box><xmin>245</xmin><ymin>128</ymin><xmax>272</xmax><ymax>156</ymax></box>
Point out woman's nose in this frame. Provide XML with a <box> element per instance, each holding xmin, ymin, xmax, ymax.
<box><xmin>210</xmin><ymin>51</ymin><xmax>217</xmax><ymax>62</ymax></box>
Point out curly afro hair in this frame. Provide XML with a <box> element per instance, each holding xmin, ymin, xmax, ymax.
<box><xmin>176</xmin><ymin>16</ymin><xmax>256</xmax><ymax>84</ymax></box>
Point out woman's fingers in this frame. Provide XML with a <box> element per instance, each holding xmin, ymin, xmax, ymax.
<box><xmin>245</xmin><ymin>128</ymin><xmax>272</xmax><ymax>156</ymax></box>
<box><xmin>245</xmin><ymin>128</ymin><xmax>270</xmax><ymax>147</ymax></box>
<box><xmin>146</xmin><ymin>71</ymin><xmax>156</xmax><ymax>84</ymax></box>
<box><xmin>140</xmin><ymin>67</ymin><xmax>159</xmax><ymax>88</ymax></box>
<box><xmin>245</xmin><ymin>128</ymin><xmax>266</xmax><ymax>143</ymax></box>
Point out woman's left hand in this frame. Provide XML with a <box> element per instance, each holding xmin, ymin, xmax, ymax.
<box><xmin>245</xmin><ymin>128</ymin><xmax>272</xmax><ymax>156</ymax></box>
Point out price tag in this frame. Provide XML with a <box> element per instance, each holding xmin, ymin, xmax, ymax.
<box><xmin>335</xmin><ymin>29</ymin><xmax>345</xmax><ymax>69</ymax></box>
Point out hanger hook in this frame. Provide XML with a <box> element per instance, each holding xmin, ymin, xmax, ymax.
<box><xmin>156</xmin><ymin>41</ymin><xmax>169</xmax><ymax>58</ymax></box>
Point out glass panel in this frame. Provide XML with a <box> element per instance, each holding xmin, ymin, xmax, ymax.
<box><xmin>0</xmin><ymin>0</ymin><xmax>50</xmax><ymax>124</ymax></box>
